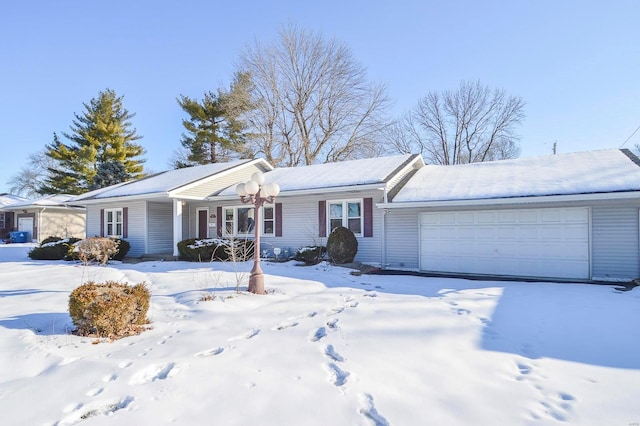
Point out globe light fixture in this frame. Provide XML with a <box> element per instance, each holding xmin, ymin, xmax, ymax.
<box><xmin>235</xmin><ymin>172</ymin><xmax>280</xmax><ymax>294</ymax></box>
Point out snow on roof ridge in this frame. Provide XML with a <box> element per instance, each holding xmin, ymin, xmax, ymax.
<box><xmin>393</xmin><ymin>148</ymin><xmax>640</xmax><ymax>203</ymax></box>
<box><xmin>73</xmin><ymin>159</ymin><xmax>254</xmax><ymax>200</ymax></box>
<box><xmin>228</xmin><ymin>154</ymin><xmax>415</xmax><ymax>194</ymax></box>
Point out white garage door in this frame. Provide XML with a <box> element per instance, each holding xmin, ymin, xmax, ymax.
<box><xmin>420</xmin><ymin>207</ymin><xmax>590</xmax><ymax>279</ymax></box>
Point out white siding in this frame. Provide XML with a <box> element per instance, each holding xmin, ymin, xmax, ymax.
<box><xmin>384</xmin><ymin>209</ymin><xmax>419</xmax><ymax>269</ymax></box>
<box><xmin>592</xmin><ymin>203</ymin><xmax>640</xmax><ymax>280</ymax></box>
<box><xmin>206</xmin><ymin>189</ymin><xmax>386</xmax><ymax>264</ymax></box>
<box><xmin>86</xmin><ymin>201</ymin><xmax>147</xmax><ymax>257</ymax></box>
<box><xmin>147</xmin><ymin>202</ymin><xmax>173</xmax><ymax>254</ymax></box>
<box><xmin>385</xmin><ymin>198</ymin><xmax>640</xmax><ymax>280</ymax></box>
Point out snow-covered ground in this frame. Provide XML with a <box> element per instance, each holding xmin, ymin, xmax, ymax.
<box><xmin>1</xmin><ymin>244</ymin><xmax>639</xmax><ymax>425</ymax></box>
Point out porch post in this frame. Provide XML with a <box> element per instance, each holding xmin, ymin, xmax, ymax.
<box><xmin>173</xmin><ymin>199</ymin><xmax>183</xmax><ymax>257</ymax></box>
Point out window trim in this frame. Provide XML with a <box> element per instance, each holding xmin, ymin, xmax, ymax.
<box><xmin>104</xmin><ymin>208</ymin><xmax>123</xmax><ymax>238</ymax></box>
<box><xmin>222</xmin><ymin>205</ymin><xmax>275</xmax><ymax>237</ymax></box>
<box><xmin>326</xmin><ymin>199</ymin><xmax>363</xmax><ymax>237</ymax></box>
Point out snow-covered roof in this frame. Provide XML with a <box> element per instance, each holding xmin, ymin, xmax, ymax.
<box><xmin>392</xmin><ymin>149</ymin><xmax>640</xmax><ymax>203</ymax></box>
<box><xmin>74</xmin><ymin>159</ymin><xmax>258</xmax><ymax>201</ymax></box>
<box><xmin>217</xmin><ymin>154</ymin><xmax>420</xmax><ymax>196</ymax></box>
<box><xmin>5</xmin><ymin>194</ymin><xmax>83</xmax><ymax>209</ymax></box>
<box><xmin>0</xmin><ymin>193</ymin><xmax>29</xmax><ymax>208</ymax></box>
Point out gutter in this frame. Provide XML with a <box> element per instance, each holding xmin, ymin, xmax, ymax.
<box><xmin>377</xmin><ymin>190</ymin><xmax>640</xmax><ymax>209</ymax></box>
<box><xmin>209</xmin><ymin>183</ymin><xmax>387</xmax><ymax>201</ymax></box>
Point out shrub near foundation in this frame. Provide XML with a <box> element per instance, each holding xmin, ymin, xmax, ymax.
<box><xmin>69</xmin><ymin>281</ymin><xmax>151</xmax><ymax>338</ymax></box>
<box><xmin>28</xmin><ymin>237</ymin><xmax>82</xmax><ymax>260</ymax></box>
<box><xmin>326</xmin><ymin>226</ymin><xmax>358</xmax><ymax>264</ymax></box>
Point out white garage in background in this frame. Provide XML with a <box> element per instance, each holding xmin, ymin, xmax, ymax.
<box><xmin>419</xmin><ymin>207</ymin><xmax>590</xmax><ymax>279</ymax></box>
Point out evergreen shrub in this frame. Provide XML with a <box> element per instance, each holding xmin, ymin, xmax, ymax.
<box><xmin>28</xmin><ymin>237</ymin><xmax>82</xmax><ymax>260</ymax></box>
<box><xmin>326</xmin><ymin>226</ymin><xmax>358</xmax><ymax>264</ymax></box>
<box><xmin>177</xmin><ymin>238</ymin><xmax>254</xmax><ymax>262</ymax></box>
<box><xmin>294</xmin><ymin>246</ymin><xmax>326</xmax><ymax>265</ymax></box>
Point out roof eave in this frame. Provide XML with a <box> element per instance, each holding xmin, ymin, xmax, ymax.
<box><xmin>72</xmin><ymin>193</ymin><xmax>170</xmax><ymax>205</ymax></box>
<box><xmin>209</xmin><ymin>182</ymin><xmax>387</xmax><ymax>201</ymax></box>
<box><xmin>377</xmin><ymin>190</ymin><xmax>640</xmax><ymax>209</ymax></box>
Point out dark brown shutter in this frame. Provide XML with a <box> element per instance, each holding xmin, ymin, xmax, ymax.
<box><xmin>198</xmin><ymin>210</ymin><xmax>208</xmax><ymax>239</ymax></box>
<box><xmin>275</xmin><ymin>203</ymin><xmax>283</xmax><ymax>237</ymax></box>
<box><xmin>363</xmin><ymin>198</ymin><xmax>373</xmax><ymax>237</ymax></box>
<box><xmin>122</xmin><ymin>207</ymin><xmax>128</xmax><ymax>238</ymax></box>
<box><xmin>216</xmin><ymin>207</ymin><xmax>222</xmax><ymax>237</ymax></box>
<box><xmin>100</xmin><ymin>209</ymin><xmax>104</xmax><ymax>237</ymax></box>
<box><xmin>318</xmin><ymin>201</ymin><xmax>326</xmax><ymax>238</ymax></box>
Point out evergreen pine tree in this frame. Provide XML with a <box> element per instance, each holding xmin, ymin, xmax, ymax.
<box><xmin>41</xmin><ymin>89</ymin><xmax>145</xmax><ymax>194</ymax></box>
<box><xmin>90</xmin><ymin>160</ymin><xmax>129</xmax><ymax>190</ymax></box>
<box><xmin>174</xmin><ymin>73</ymin><xmax>251</xmax><ymax>168</ymax></box>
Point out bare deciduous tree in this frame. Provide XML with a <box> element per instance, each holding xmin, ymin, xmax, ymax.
<box><xmin>389</xmin><ymin>81</ymin><xmax>525</xmax><ymax>164</ymax></box>
<box><xmin>8</xmin><ymin>149</ymin><xmax>54</xmax><ymax>197</ymax></box>
<box><xmin>236</xmin><ymin>25</ymin><xmax>390</xmax><ymax>166</ymax></box>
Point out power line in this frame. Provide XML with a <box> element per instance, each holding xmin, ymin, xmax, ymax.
<box><xmin>620</xmin><ymin>123</ymin><xmax>640</xmax><ymax>148</ymax></box>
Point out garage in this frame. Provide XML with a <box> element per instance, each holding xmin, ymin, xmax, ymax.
<box><xmin>420</xmin><ymin>207</ymin><xmax>590</xmax><ymax>279</ymax></box>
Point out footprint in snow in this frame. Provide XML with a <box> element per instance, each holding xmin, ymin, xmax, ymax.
<box><xmin>195</xmin><ymin>347</ymin><xmax>224</xmax><ymax>358</ymax></box>
<box><xmin>102</xmin><ymin>373</ymin><xmax>117</xmax><ymax>383</ymax></box>
<box><xmin>516</xmin><ymin>362</ymin><xmax>532</xmax><ymax>380</ymax></box>
<box><xmin>58</xmin><ymin>396</ymin><xmax>134</xmax><ymax>426</ymax></box>
<box><xmin>274</xmin><ymin>321</ymin><xmax>299</xmax><ymax>331</ymax></box>
<box><xmin>324</xmin><ymin>345</ymin><xmax>344</xmax><ymax>362</ymax></box>
<box><xmin>327</xmin><ymin>306</ymin><xmax>345</xmax><ymax>316</ymax></box>
<box><xmin>326</xmin><ymin>363</ymin><xmax>350</xmax><ymax>387</ymax></box>
<box><xmin>358</xmin><ymin>393</ymin><xmax>389</xmax><ymax>426</ymax></box>
<box><xmin>310</xmin><ymin>327</ymin><xmax>327</xmax><ymax>342</ymax></box>
<box><xmin>128</xmin><ymin>363</ymin><xmax>180</xmax><ymax>385</ymax></box>
<box><xmin>86</xmin><ymin>387</ymin><xmax>103</xmax><ymax>397</ymax></box>
<box><xmin>326</xmin><ymin>318</ymin><xmax>340</xmax><ymax>331</ymax></box>
<box><xmin>229</xmin><ymin>328</ymin><xmax>261</xmax><ymax>341</ymax></box>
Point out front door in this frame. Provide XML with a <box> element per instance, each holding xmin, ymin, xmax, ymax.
<box><xmin>18</xmin><ymin>217</ymin><xmax>34</xmax><ymax>242</ymax></box>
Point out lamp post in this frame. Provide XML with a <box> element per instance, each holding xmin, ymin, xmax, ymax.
<box><xmin>236</xmin><ymin>172</ymin><xmax>280</xmax><ymax>295</ymax></box>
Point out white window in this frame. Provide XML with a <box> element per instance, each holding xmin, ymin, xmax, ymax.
<box><xmin>328</xmin><ymin>200</ymin><xmax>362</xmax><ymax>236</ymax></box>
<box><xmin>262</xmin><ymin>206</ymin><xmax>275</xmax><ymax>236</ymax></box>
<box><xmin>0</xmin><ymin>212</ymin><xmax>5</xmax><ymax>229</ymax></box>
<box><xmin>104</xmin><ymin>208</ymin><xmax>123</xmax><ymax>237</ymax></box>
<box><xmin>223</xmin><ymin>206</ymin><xmax>275</xmax><ymax>237</ymax></box>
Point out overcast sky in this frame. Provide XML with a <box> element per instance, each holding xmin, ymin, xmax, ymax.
<box><xmin>1</xmin><ymin>0</ymin><xmax>638</xmax><ymax>194</ymax></box>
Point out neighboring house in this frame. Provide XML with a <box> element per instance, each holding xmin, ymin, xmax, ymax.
<box><xmin>72</xmin><ymin>159</ymin><xmax>273</xmax><ymax>257</ymax></box>
<box><xmin>207</xmin><ymin>154</ymin><xmax>425</xmax><ymax>264</ymax></box>
<box><xmin>1</xmin><ymin>194</ymin><xmax>86</xmax><ymax>242</ymax></box>
<box><xmin>381</xmin><ymin>149</ymin><xmax>640</xmax><ymax>281</ymax></box>
<box><xmin>0</xmin><ymin>193</ymin><xmax>29</xmax><ymax>240</ymax></box>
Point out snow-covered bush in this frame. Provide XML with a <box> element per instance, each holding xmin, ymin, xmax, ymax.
<box><xmin>69</xmin><ymin>281</ymin><xmax>150</xmax><ymax>339</ymax></box>
<box><xmin>28</xmin><ymin>237</ymin><xmax>82</xmax><ymax>260</ymax></box>
<box><xmin>326</xmin><ymin>226</ymin><xmax>358</xmax><ymax>264</ymax></box>
<box><xmin>294</xmin><ymin>245</ymin><xmax>326</xmax><ymax>265</ymax></box>
<box><xmin>177</xmin><ymin>238</ymin><xmax>254</xmax><ymax>262</ymax></box>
